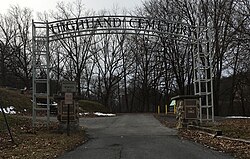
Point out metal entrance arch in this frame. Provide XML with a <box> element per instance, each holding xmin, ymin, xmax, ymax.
<box><xmin>32</xmin><ymin>15</ymin><xmax>214</xmax><ymax>127</ymax></box>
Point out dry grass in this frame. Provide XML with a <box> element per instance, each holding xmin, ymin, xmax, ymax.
<box><xmin>208</xmin><ymin>119</ymin><xmax>250</xmax><ymax>140</ymax></box>
<box><xmin>154</xmin><ymin>114</ymin><xmax>250</xmax><ymax>159</ymax></box>
<box><xmin>0</xmin><ymin>88</ymin><xmax>32</xmax><ymax>114</ymax></box>
<box><xmin>0</xmin><ymin>115</ymin><xmax>87</xmax><ymax>159</ymax></box>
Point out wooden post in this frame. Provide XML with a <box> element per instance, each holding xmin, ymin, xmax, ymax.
<box><xmin>165</xmin><ymin>104</ymin><xmax>168</xmax><ymax>114</ymax></box>
<box><xmin>67</xmin><ymin>104</ymin><xmax>70</xmax><ymax>136</ymax></box>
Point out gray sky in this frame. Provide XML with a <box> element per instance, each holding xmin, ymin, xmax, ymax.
<box><xmin>0</xmin><ymin>0</ymin><xmax>143</xmax><ymax>14</ymax></box>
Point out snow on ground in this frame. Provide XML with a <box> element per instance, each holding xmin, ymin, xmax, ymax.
<box><xmin>226</xmin><ymin>116</ymin><xmax>250</xmax><ymax>119</ymax></box>
<box><xmin>35</xmin><ymin>102</ymin><xmax>58</xmax><ymax>106</ymax></box>
<box><xmin>94</xmin><ymin>112</ymin><xmax>116</xmax><ymax>117</ymax></box>
<box><xmin>0</xmin><ymin>106</ymin><xmax>16</xmax><ymax>114</ymax></box>
<box><xmin>79</xmin><ymin>112</ymin><xmax>90</xmax><ymax>116</ymax></box>
<box><xmin>79</xmin><ymin>112</ymin><xmax>116</xmax><ymax>117</ymax></box>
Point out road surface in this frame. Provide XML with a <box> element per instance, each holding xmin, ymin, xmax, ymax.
<box><xmin>58</xmin><ymin>114</ymin><xmax>234</xmax><ymax>159</ymax></box>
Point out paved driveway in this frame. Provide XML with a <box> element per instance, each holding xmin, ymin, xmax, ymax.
<box><xmin>58</xmin><ymin>114</ymin><xmax>234</xmax><ymax>159</ymax></box>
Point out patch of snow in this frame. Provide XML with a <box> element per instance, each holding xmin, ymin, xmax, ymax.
<box><xmin>94</xmin><ymin>112</ymin><xmax>116</xmax><ymax>117</ymax></box>
<box><xmin>79</xmin><ymin>112</ymin><xmax>90</xmax><ymax>116</ymax></box>
<box><xmin>30</xmin><ymin>100</ymin><xmax>57</xmax><ymax>106</ymax></box>
<box><xmin>226</xmin><ymin>116</ymin><xmax>250</xmax><ymax>119</ymax></box>
<box><xmin>79</xmin><ymin>112</ymin><xmax>116</xmax><ymax>117</ymax></box>
<box><xmin>0</xmin><ymin>106</ymin><xmax>16</xmax><ymax>114</ymax></box>
<box><xmin>36</xmin><ymin>102</ymin><xmax>57</xmax><ymax>106</ymax></box>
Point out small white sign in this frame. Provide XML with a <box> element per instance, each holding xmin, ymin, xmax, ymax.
<box><xmin>65</xmin><ymin>93</ymin><xmax>73</xmax><ymax>105</ymax></box>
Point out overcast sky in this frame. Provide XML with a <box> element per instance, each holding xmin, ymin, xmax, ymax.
<box><xmin>0</xmin><ymin>0</ymin><xmax>143</xmax><ymax>15</ymax></box>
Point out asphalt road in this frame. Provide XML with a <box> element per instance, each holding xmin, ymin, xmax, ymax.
<box><xmin>58</xmin><ymin>114</ymin><xmax>234</xmax><ymax>159</ymax></box>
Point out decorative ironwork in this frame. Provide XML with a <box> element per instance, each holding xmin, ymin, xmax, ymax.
<box><xmin>48</xmin><ymin>16</ymin><xmax>193</xmax><ymax>41</ymax></box>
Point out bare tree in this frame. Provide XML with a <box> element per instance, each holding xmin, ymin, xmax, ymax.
<box><xmin>0</xmin><ymin>13</ymin><xmax>16</xmax><ymax>87</ymax></box>
<box><xmin>8</xmin><ymin>6</ymin><xmax>33</xmax><ymax>89</ymax></box>
<box><xmin>49</xmin><ymin>0</ymin><xmax>95</xmax><ymax>95</ymax></box>
<box><xmin>93</xmin><ymin>34</ymin><xmax>124</xmax><ymax>110</ymax></box>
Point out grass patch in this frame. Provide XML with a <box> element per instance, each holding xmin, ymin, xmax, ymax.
<box><xmin>0</xmin><ymin>88</ymin><xmax>89</xmax><ymax>158</ymax></box>
<box><xmin>207</xmin><ymin>119</ymin><xmax>250</xmax><ymax>140</ymax></box>
<box><xmin>154</xmin><ymin>115</ymin><xmax>250</xmax><ymax>158</ymax></box>
<box><xmin>0</xmin><ymin>88</ymin><xmax>32</xmax><ymax>113</ymax></box>
<box><xmin>78</xmin><ymin>100</ymin><xmax>108</xmax><ymax>113</ymax></box>
<box><xmin>0</xmin><ymin>115</ymin><xmax>29</xmax><ymax>131</ymax></box>
<box><xmin>0</xmin><ymin>115</ymin><xmax>86</xmax><ymax>159</ymax></box>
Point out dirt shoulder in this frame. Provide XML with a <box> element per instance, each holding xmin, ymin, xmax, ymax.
<box><xmin>154</xmin><ymin>114</ymin><xmax>250</xmax><ymax>159</ymax></box>
<box><xmin>0</xmin><ymin>115</ymin><xmax>87</xmax><ymax>159</ymax></box>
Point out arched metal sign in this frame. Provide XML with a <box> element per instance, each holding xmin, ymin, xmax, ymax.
<box><xmin>48</xmin><ymin>15</ymin><xmax>193</xmax><ymax>40</ymax></box>
<box><xmin>32</xmin><ymin>15</ymin><xmax>214</xmax><ymax>127</ymax></box>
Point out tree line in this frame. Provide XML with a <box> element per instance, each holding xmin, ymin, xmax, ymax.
<box><xmin>0</xmin><ymin>0</ymin><xmax>250</xmax><ymax>115</ymax></box>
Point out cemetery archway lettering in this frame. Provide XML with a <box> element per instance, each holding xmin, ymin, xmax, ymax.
<box><xmin>32</xmin><ymin>15</ymin><xmax>214</xmax><ymax>126</ymax></box>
